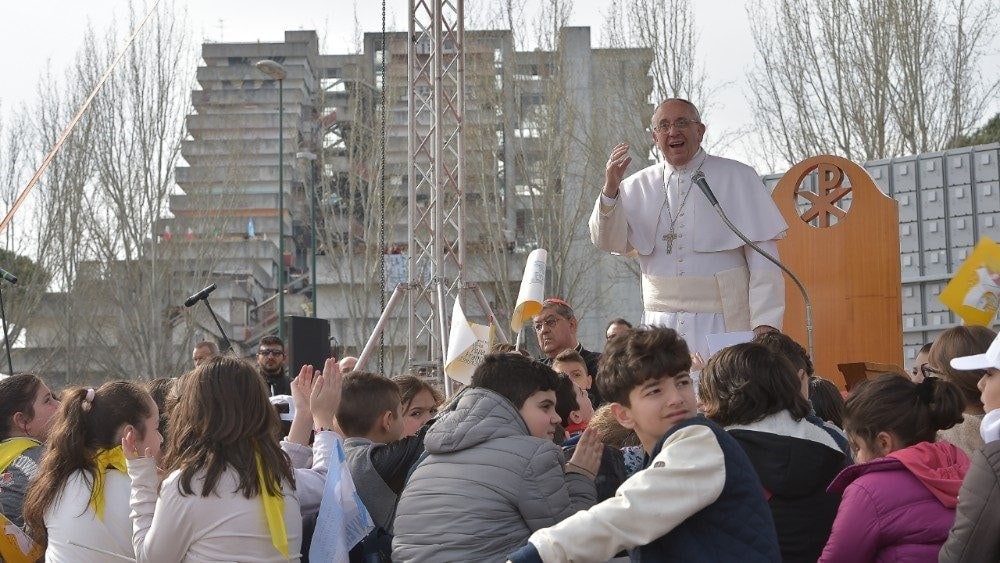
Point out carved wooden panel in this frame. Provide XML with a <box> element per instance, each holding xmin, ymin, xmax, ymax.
<box><xmin>773</xmin><ymin>155</ymin><xmax>904</xmax><ymax>388</ymax></box>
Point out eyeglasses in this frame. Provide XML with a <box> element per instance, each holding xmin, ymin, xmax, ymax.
<box><xmin>652</xmin><ymin>119</ymin><xmax>700</xmax><ymax>133</ymax></box>
<box><xmin>258</xmin><ymin>349</ymin><xmax>284</xmax><ymax>357</ymax></box>
<box><xmin>920</xmin><ymin>364</ymin><xmax>944</xmax><ymax>378</ymax></box>
<box><xmin>533</xmin><ymin>317</ymin><xmax>564</xmax><ymax>333</ymax></box>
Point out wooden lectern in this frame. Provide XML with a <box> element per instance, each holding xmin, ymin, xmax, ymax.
<box><xmin>838</xmin><ymin>361</ymin><xmax>909</xmax><ymax>391</ymax></box>
<box><xmin>773</xmin><ymin>156</ymin><xmax>904</xmax><ymax>389</ymax></box>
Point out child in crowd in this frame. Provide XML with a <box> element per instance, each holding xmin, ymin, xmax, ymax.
<box><xmin>508</xmin><ymin>327</ymin><xmax>780</xmax><ymax>562</ymax></box>
<box><xmin>337</xmin><ymin>372</ymin><xmax>431</xmax><ymax>536</ymax></box>
<box><xmin>753</xmin><ymin>331</ymin><xmax>852</xmax><ymax>457</ymax></box>
<box><xmin>553</xmin><ymin>349</ymin><xmax>603</xmax><ymax>407</ymax></box>
<box><xmin>145</xmin><ymin>376</ymin><xmax>176</xmax><ymax>445</ymax></box>
<box><xmin>0</xmin><ymin>374</ymin><xmax>59</xmax><ymax>530</ymax></box>
<box><xmin>555</xmin><ymin>373</ymin><xmax>623</xmax><ymax>502</ymax></box>
<box><xmin>819</xmin><ymin>374</ymin><xmax>969</xmax><ymax>562</ymax></box>
<box><xmin>928</xmin><ymin>325</ymin><xmax>994</xmax><ymax>455</ymax></box>
<box><xmin>910</xmin><ymin>341</ymin><xmax>933</xmax><ymax>383</ymax></box>
<box><xmin>940</xmin><ymin>334</ymin><xmax>1000</xmax><ymax>562</ymax></box>
<box><xmin>392</xmin><ymin>374</ymin><xmax>443</xmax><ymax>438</ymax></box>
<box><xmin>263</xmin><ymin>361</ymin><xmax>370</xmax><ymax>561</ymax></box>
<box><xmin>700</xmin><ymin>343</ymin><xmax>849</xmax><ymax>563</ymax></box>
<box><xmin>554</xmin><ymin>373</ymin><xmax>595</xmax><ymax>438</ymax></box>
<box><xmin>753</xmin><ymin>332</ymin><xmax>813</xmax><ymax>399</ymax></box>
<box><xmin>281</xmin><ymin>361</ymin><xmax>353</xmax><ymax>520</ymax></box>
<box><xmin>124</xmin><ymin>356</ymin><xmax>302</xmax><ymax>561</ymax></box>
<box><xmin>22</xmin><ymin>381</ymin><xmax>159</xmax><ymax>561</ymax></box>
<box><xmin>587</xmin><ymin>404</ymin><xmax>643</xmax><ymax>477</ymax></box>
<box><xmin>393</xmin><ymin>353</ymin><xmax>601</xmax><ymax>561</ymax></box>
<box><xmin>808</xmin><ymin>377</ymin><xmax>846</xmax><ymax>429</ymax></box>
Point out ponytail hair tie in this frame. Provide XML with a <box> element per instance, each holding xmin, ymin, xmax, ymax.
<box><xmin>82</xmin><ymin>388</ymin><xmax>96</xmax><ymax>412</ymax></box>
<box><xmin>917</xmin><ymin>376</ymin><xmax>935</xmax><ymax>404</ymax></box>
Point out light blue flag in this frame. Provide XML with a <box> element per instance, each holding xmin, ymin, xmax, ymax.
<box><xmin>309</xmin><ymin>438</ymin><xmax>374</xmax><ymax>562</ymax></box>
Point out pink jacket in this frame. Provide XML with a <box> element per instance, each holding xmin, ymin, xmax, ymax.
<box><xmin>819</xmin><ymin>441</ymin><xmax>970</xmax><ymax>562</ymax></box>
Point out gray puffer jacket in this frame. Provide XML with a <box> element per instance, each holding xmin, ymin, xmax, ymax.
<box><xmin>391</xmin><ymin>387</ymin><xmax>597</xmax><ymax>562</ymax></box>
<box><xmin>939</xmin><ymin>440</ymin><xmax>1000</xmax><ymax>562</ymax></box>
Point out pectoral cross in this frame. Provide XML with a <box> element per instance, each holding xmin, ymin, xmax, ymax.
<box><xmin>662</xmin><ymin>231</ymin><xmax>678</xmax><ymax>254</ymax></box>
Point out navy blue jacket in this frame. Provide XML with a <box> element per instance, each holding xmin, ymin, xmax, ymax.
<box><xmin>632</xmin><ymin>416</ymin><xmax>781</xmax><ymax>562</ymax></box>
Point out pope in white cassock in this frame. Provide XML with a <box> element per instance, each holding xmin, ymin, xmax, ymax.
<box><xmin>590</xmin><ymin>98</ymin><xmax>788</xmax><ymax>360</ymax></box>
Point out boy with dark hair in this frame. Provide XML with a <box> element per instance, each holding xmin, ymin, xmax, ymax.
<box><xmin>508</xmin><ymin>326</ymin><xmax>781</xmax><ymax>562</ymax></box>
<box><xmin>753</xmin><ymin>331</ymin><xmax>852</xmax><ymax>457</ymax></box>
<box><xmin>392</xmin><ymin>353</ymin><xmax>601</xmax><ymax>561</ymax></box>
<box><xmin>555</xmin><ymin>373</ymin><xmax>624</xmax><ymax>503</ymax></box>
<box><xmin>553</xmin><ymin>373</ymin><xmax>594</xmax><ymax>437</ymax></box>
<box><xmin>337</xmin><ymin>372</ymin><xmax>427</xmax><ymax>536</ymax></box>
<box><xmin>553</xmin><ymin>349</ymin><xmax>603</xmax><ymax>407</ymax></box>
<box><xmin>753</xmin><ymin>331</ymin><xmax>813</xmax><ymax>399</ymax></box>
<box><xmin>700</xmin><ymin>343</ymin><xmax>848</xmax><ymax>563</ymax></box>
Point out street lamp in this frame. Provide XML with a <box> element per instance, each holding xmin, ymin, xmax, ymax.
<box><xmin>256</xmin><ymin>59</ymin><xmax>288</xmax><ymax>340</ymax></box>
<box><xmin>296</xmin><ymin>150</ymin><xmax>318</xmax><ymax>317</ymax></box>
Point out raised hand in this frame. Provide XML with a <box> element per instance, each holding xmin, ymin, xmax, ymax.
<box><xmin>604</xmin><ymin>142</ymin><xmax>632</xmax><ymax>198</ymax></box>
<box><xmin>567</xmin><ymin>427</ymin><xmax>603</xmax><ymax>479</ymax></box>
<box><xmin>310</xmin><ymin>358</ymin><xmax>343</xmax><ymax>430</ymax></box>
<box><xmin>291</xmin><ymin>364</ymin><xmax>316</xmax><ymax>413</ymax></box>
<box><xmin>690</xmin><ymin>352</ymin><xmax>706</xmax><ymax>372</ymax></box>
<box><xmin>122</xmin><ymin>426</ymin><xmax>154</xmax><ymax>460</ymax></box>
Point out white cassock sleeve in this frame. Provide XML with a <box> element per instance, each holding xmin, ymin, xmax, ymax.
<box><xmin>589</xmin><ymin>196</ymin><xmax>633</xmax><ymax>255</ymax></box>
<box><xmin>744</xmin><ymin>239</ymin><xmax>785</xmax><ymax>330</ymax></box>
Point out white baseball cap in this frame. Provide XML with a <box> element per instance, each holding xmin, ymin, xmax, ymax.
<box><xmin>950</xmin><ymin>332</ymin><xmax>1000</xmax><ymax>371</ymax></box>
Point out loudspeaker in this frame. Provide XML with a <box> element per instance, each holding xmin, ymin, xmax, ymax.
<box><xmin>285</xmin><ymin>316</ymin><xmax>331</xmax><ymax>376</ymax></box>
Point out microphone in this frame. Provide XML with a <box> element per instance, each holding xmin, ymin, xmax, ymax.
<box><xmin>691</xmin><ymin>171</ymin><xmax>718</xmax><ymax>207</ymax></box>
<box><xmin>184</xmin><ymin>283</ymin><xmax>217</xmax><ymax>307</ymax></box>
<box><xmin>0</xmin><ymin>268</ymin><xmax>17</xmax><ymax>284</ymax></box>
<box><xmin>690</xmin><ymin>171</ymin><xmax>815</xmax><ymax>360</ymax></box>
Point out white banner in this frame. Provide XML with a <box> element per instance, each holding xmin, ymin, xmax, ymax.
<box><xmin>444</xmin><ymin>300</ymin><xmax>493</xmax><ymax>385</ymax></box>
<box><xmin>510</xmin><ymin>248</ymin><xmax>548</xmax><ymax>332</ymax></box>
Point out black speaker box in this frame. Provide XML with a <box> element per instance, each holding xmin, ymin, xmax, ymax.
<box><xmin>285</xmin><ymin>315</ymin><xmax>331</xmax><ymax>375</ymax></box>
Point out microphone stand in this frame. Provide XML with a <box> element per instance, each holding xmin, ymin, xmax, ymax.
<box><xmin>0</xmin><ymin>282</ymin><xmax>12</xmax><ymax>374</ymax></box>
<box><xmin>694</xmin><ymin>174</ymin><xmax>815</xmax><ymax>360</ymax></box>
<box><xmin>198</xmin><ymin>299</ymin><xmax>233</xmax><ymax>353</ymax></box>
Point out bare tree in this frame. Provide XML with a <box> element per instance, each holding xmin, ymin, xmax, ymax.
<box><xmin>0</xmin><ymin>106</ymin><xmax>53</xmax><ymax>352</ymax></box>
<box><xmin>314</xmin><ymin>32</ymin><xmax>410</xmax><ymax>371</ymax></box>
<box><xmin>747</xmin><ymin>0</ymin><xmax>999</xmax><ymax>165</ymax></box>
<box><xmin>18</xmin><ymin>3</ymin><xmax>243</xmax><ymax>384</ymax></box>
<box><xmin>600</xmin><ymin>0</ymin><xmax>739</xmax><ymax>153</ymax></box>
<box><xmin>26</xmin><ymin>60</ymin><xmax>97</xmax><ymax>384</ymax></box>
<box><xmin>463</xmin><ymin>0</ymin><xmax>634</xmax><ymax>330</ymax></box>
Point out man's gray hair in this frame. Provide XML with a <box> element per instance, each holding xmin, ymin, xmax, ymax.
<box><xmin>194</xmin><ymin>340</ymin><xmax>219</xmax><ymax>354</ymax></box>
<box><xmin>539</xmin><ymin>299</ymin><xmax>576</xmax><ymax>320</ymax></box>
<box><xmin>652</xmin><ymin>98</ymin><xmax>702</xmax><ymax>124</ymax></box>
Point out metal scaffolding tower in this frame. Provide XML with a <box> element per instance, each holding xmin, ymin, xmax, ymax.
<box><xmin>357</xmin><ymin>0</ymin><xmax>504</xmax><ymax>387</ymax></box>
<box><xmin>405</xmin><ymin>0</ymin><xmax>466</xmax><ymax>376</ymax></box>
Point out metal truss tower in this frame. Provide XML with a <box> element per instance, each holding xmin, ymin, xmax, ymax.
<box><xmin>358</xmin><ymin>0</ymin><xmax>504</xmax><ymax>386</ymax></box>
<box><xmin>405</xmin><ymin>0</ymin><xmax>466</xmax><ymax>378</ymax></box>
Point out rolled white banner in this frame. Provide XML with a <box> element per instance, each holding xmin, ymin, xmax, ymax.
<box><xmin>510</xmin><ymin>249</ymin><xmax>548</xmax><ymax>333</ymax></box>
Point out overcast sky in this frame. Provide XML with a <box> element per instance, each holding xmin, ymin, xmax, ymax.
<box><xmin>1</xmin><ymin>0</ymin><xmax>998</xmax><ymax>173</ymax></box>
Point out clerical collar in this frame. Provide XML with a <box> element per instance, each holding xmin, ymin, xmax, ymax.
<box><xmin>663</xmin><ymin>148</ymin><xmax>707</xmax><ymax>175</ymax></box>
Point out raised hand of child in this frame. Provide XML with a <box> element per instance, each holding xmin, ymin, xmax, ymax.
<box><xmin>691</xmin><ymin>352</ymin><xmax>705</xmax><ymax>372</ymax></box>
<box><xmin>122</xmin><ymin>426</ymin><xmax>154</xmax><ymax>460</ymax></box>
<box><xmin>291</xmin><ymin>364</ymin><xmax>316</xmax><ymax>413</ymax></box>
<box><xmin>310</xmin><ymin>358</ymin><xmax>343</xmax><ymax>430</ymax></box>
<box><xmin>566</xmin><ymin>427</ymin><xmax>603</xmax><ymax>479</ymax></box>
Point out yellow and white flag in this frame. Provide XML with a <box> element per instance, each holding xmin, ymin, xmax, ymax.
<box><xmin>444</xmin><ymin>300</ymin><xmax>494</xmax><ymax>385</ymax></box>
<box><xmin>510</xmin><ymin>249</ymin><xmax>548</xmax><ymax>333</ymax></box>
<box><xmin>940</xmin><ymin>237</ymin><xmax>1000</xmax><ymax>326</ymax></box>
